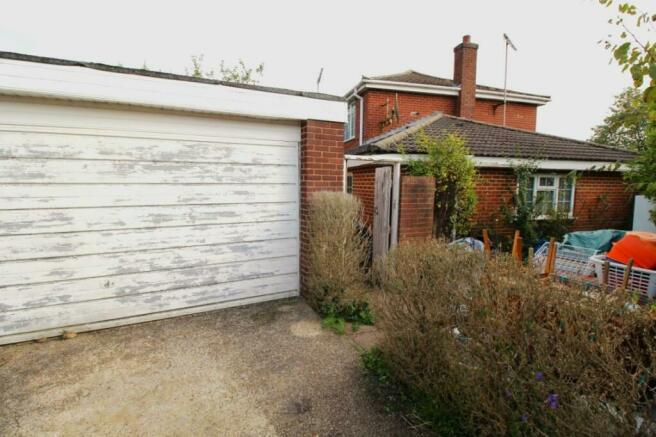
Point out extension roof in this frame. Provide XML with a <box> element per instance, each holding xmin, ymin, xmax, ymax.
<box><xmin>346</xmin><ymin>112</ymin><xmax>635</xmax><ymax>163</ymax></box>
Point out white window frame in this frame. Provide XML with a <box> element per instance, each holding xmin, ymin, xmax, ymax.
<box><xmin>522</xmin><ymin>174</ymin><xmax>576</xmax><ymax>220</ymax></box>
<box><xmin>344</xmin><ymin>102</ymin><xmax>356</xmax><ymax>141</ymax></box>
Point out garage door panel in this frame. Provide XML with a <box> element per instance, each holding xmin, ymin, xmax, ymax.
<box><xmin>1</xmin><ymin>256</ymin><xmax>298</xmax><ymax>311</ymax></box>
<box><xmin>0</xmin><ymin>239</ymin><xmax>299</xmax><ymax>288</ymax></box>
<box><xmin>0</xmin><ymin>102</ymin><xmax>301</xmax><ymax>344</ymax></box>
<box><xmin>0</xmin><ymin>159</ymin><xmax>297</xmax><ymax>184</ymax></box>
<box><xmin>0</xmin><ymin>203</ymin><xmax>298</xmax><ymax>235</ymax></box>
<box><xmin>0</xmin><ymin>131</ymin><xmax>298</xmax><ymax>165</ymax></box>
<box><xmin>0</xmin><ymin>184</ymin><xmax>298</xmax><ymax>210</ymax></box>
<box><xmin>0</xmin><ymin>273</ymin><xmax>299</xmax><ymax>336</ymax></box>
<box><xmin>0</xmin><ymin>220</ymin><xmax>298</xmax><ymax>261</ymax></box>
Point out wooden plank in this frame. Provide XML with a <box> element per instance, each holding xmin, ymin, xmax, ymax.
<box><xmin>0</xmin><ymin>203</ymin><xmax>298</xmax><ymax>235</ymax></box>
<box><xmin>0</xmin><ymin>158</ymin><xmax>297</xmax><ymax>184</ymax></box>
<box><xmin>482</xmin><ymin>229</ymin><xmax>492</xmax><ymax>254</ymax></box>
<box><xmin>390</xmin><ymin>163</ymin><xmax>401</xmax><ymax>247</ymax></box>
<box><xmin>0</xmin><ymin>273</ymin><xmax>298</xmax><ymax>336</ymax></box>
<box><xmin>373</xmin><ymin>166</ymin><xmax>392</xmax><ymax>259</ymax></box>
<box><xmin>511</xmin><ymin>230</ymin><xmax>522</xmax><ymax>261</ymax></box>
<box><xmin>0</xmin><ymin>256</ymin><xmax>298</xmax><ymax>311</ymax></box>
<box><xmin>621</xmin><ymin>258</ymin><xmax>635</xmax><ymax>291</ymax></box>
<box><xmin>0</xmin><ymin>183</ymin><xmax>298</xmax><ymax>209</ymax></box>
<box><xmin>0</xmin><ymin>220</ymin><xmax>297</xmax><ymax>262</ymax></box>
<box><xmin>0</xmin><ymin>131</ymin><xmax>297</xmax><ymax>165</ymax></box>
<box><xmin>0</xmin><ymin>239</ymin><xmax>298</xmax><ymax>287</ymax></box>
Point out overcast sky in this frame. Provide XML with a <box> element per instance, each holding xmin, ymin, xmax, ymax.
<box><xmin>3</xmin><ymin>0</ymin><xmax>652</xmax><ymax>140</ymax></box>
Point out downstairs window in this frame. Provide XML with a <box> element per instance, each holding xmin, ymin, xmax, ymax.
<box><xmin>520</xmin><ymin>174</ymin><xmax>575</xmax><ymax>219</ymax></box>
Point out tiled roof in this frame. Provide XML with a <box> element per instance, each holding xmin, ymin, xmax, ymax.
<box><xmin>367</xmin><ymin>70</ymin><xmax>550</xmax><ymax>100</ymax></box>
<box><xmin>346</xmin><ymin>112</ymin><xmax>636</xmax><ymax>163</ymax></box>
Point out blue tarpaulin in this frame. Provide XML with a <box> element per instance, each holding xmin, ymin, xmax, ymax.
<box><xmin>562</xmin><ymin>229</ymin><xmax>626</xmax><ymax>252</ymax></box>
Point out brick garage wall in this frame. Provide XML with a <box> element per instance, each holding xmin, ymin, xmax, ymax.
<box><xmin>300</xmin><ymin>120</ymin><xmax>344</xmax><ymax>294</ymax></box>
<box><xmin>350</xmin><ymin>165</ymin><xmax>377</xmax><ymax>226</ymax></box>
<box><xmin>399</xmin><ymin>175</ymin><xmax>436</xmax><ymax>242</ymax></box>
<box><xmin>473</xmin><ymin>100</ymin><xmax>537</xmax><ymax>131</ymax></box>
<box><xmin>571</xmin><ymin>171</ymin><xmax>633</xmax><ymax>231</ymax></box>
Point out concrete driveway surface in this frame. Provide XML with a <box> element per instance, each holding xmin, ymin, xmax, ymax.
<box><xmin>0</xmin><ymin>298</ymin><xmax>418</xmax><ymax>437</ymax></box>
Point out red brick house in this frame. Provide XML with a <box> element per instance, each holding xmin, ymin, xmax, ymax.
<box><xmin>343</xmin><ymin>35</ymin><xmax>635</xmax><ymax>252</ymax></box>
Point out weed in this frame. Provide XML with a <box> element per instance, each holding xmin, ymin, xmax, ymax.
<box><xmin>321</xmin><ymin>314</ymin><xmax>345</xmax><ymax>335</ymax></box>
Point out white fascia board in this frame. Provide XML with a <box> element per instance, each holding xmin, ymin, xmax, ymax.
<box><xmin>472</xmin><ymin>156</ymin><xmax>627</xmax><ymax>172</ymax></box>
<box><xmin>344</xmin><ymin>79</ymin><xmax>550</xmax><ymax>106</ymax></box>
<box><xmin>346</xmin><ymin>153</ymin><xmax>626</xmax><ymax>172</ymax></box>
<box><xmin>0</xmin><ymin>59</ymin><xmax>346</xmax><ymax>122</ymax></box>
<box><xmin>475</xmin><ymin>89</ymin><xmax>551</xmax><ymax>105</ymax></box>
<box><xmin>345</xmin><ymin>153</ymin><xmax>421</xmax><ymax>168</ymax></box>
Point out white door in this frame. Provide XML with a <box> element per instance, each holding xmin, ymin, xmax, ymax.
<box><xmin>0</xmin><ymin>98</ymin><xmax>300</xmax><ymax>344</ymax></box>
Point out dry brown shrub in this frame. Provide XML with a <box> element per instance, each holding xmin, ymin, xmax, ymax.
<box><xmin>307</xmin><ymin>192</ymin><xmax>369</xmax><ymax>309</ymax></box>
<box><xmin>376</xmin><ymin>240</ymin><xmax>656</xmax><ymax>436</ymax></box>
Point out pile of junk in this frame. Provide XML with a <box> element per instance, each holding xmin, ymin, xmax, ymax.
<box><xmin>452</xmin><ymin>230</ymin><xmax>656</xmax><ymax>302</ymax></box>
<box><xmin>533</xmin><ymin>230</ymin><xmax>656</xmax><ymax>302</ymax></box>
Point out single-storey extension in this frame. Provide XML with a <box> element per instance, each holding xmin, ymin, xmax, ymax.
<box><xmin>345</xmin><ymin>112</ymin><xmax>636</xmax><ymax>252</ymax></box>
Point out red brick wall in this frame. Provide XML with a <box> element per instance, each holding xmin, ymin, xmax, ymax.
<box><xmin>470</xmin><ymin>168</ymin><xmax>634</xmax><ymax>237</ymax></box>
<box><xmin>471</xmin><ymin>168</ymin><xmax>517</xmax><ymax>237</ymax></box>
<box><xmin>300</xmin><ymin>120</ymin><xmax>345</xmax><ymax>293</ymax></box>
<box><xmin>399</xmin><ymin>175</ymin><xmax>436</xmax><ymax>242</ymax></box>
<box><xmin>473</xmin><ymin>100</ymin><xmax>537</xmax><ymax>131</ymax></box>
<box><xmin>349</xmin><ymin>165</ymin><xmax>632</xmax><ymax>246</ymax></box>
<box><xmin>349</xmin><ymin>166</ymin><xmax>376</xmax><ymax>226</ymax></box>
<box><xmin>572</xmin><ymin>172</ymin><xmax>634</xmax><ymax>231</ymax></box>
<box><xmin>345</xmin><ymin>90</ymin><xmax>539</xmax><ymax>148</ymax></box>
<box><xmin>362</xmin><ymin>90</ymin><xmax>457</xmax><ymax>142</ymax></box>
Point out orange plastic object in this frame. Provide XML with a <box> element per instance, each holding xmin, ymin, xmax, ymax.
<box><xmin>607</xmin><ymin>233</ymin><xmax>656</xmax><ymax>270</ymax></box>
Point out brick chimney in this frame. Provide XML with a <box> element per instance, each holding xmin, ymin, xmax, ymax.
<box><xmin>453</xmin><ymin>35</ymin><xmax>478</xmax><ymax>119</ymax></box>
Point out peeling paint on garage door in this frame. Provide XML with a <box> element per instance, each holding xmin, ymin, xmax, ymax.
<box><xmin>0</xmin><ymin>98</ymin><xmax>301</xmax><ymax>344</ymax></box>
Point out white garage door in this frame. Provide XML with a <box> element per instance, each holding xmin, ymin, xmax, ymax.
<box><xmin>0</xmin><ymin>98</ymin><xmax>300</xmax><ymax>344</ymax></box>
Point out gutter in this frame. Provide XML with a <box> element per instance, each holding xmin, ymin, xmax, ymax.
<box><xmin>344</xmin><ymin>79</ymin><xmax>550</xmax><ymax>106</ymax></box>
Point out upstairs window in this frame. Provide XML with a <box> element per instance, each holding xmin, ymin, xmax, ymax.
<box><xmin>344</xmin><ymin>102</ymin><xmax>356</xmax><ymax>140</ymax></box>
<box><xmin>520</xmin><ymin>174</ymin><xmax>575</xmax><ymax>219</ymax></box>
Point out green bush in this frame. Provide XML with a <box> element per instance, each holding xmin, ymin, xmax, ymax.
<box><xmin>307</xmin><ymin>192</ymin><xmax>371</xmax><ymax>320</ymax></box>
<box><xmin>373</xmin><ymin>241</ymin><xmax>656</xmax><ymax>436</ymax></box>
<box><xmin>405</xmin><ymin>132</ymin><xmax>477</xmax><ymax>238</ymax></box>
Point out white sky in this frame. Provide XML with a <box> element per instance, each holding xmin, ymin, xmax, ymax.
<box><xmin>3</xmin><ymin>0</ymin><xmax>652</xmax><ymax>140</ymax></box>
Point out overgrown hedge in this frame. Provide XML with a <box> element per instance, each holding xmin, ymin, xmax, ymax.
<box><xmin>307</xmin><ymin>192</ymin><xmax>372</xmax><ymax>325</ymax></box>
<box><xmin>372</xmin><ymin>241</ymin><xmax>656</xmax><ymax>435</ymax></box>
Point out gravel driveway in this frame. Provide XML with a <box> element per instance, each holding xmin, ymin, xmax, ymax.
<box><xmin>0</xmin><ymin>299</ymin><xmax>416</xmax><ymax>436</ymax></box>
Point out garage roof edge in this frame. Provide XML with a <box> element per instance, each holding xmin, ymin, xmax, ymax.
<box><xmin>0</xmin><ymin>51</ymin><xmax>346</xmax><ymax>123</ymax></box>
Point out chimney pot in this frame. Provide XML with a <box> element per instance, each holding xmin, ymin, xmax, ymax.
<box><xmin>463</xmin><ymin>35</ymin><xmax>471</xmax><ymax>43</ymax></box>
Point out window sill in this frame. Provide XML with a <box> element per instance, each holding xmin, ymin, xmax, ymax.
<box><xmin>344</xmin><ymin>135</ymin><xmax>356</xmax><ymax>142</ymax></box>
<box><xmin>534</xmin><ymin>215</ymin><xmax>574</xmax><ymax>221</ymax></box>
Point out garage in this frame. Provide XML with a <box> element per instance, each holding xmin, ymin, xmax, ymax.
<box><xmin>0</xmin><ymin>53</ymin><xmax>345</xmax><ymax>344</ymax></box>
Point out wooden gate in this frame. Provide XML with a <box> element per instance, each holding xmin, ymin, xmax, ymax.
<box><xmin>373</xmin><ymin>166</ymin><xmax>393</xmax><ymax>258</ymax></box>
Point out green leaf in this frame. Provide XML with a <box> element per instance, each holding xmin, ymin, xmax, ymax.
<box><xmin>614</xmin><ymin>42</ymin><xmax>631</xmax><ymax>61</ymax></box>
<box><xmin>649</xmin><ymin>64</ymin><xmax>656</xmax><ymax>81</ymax></box>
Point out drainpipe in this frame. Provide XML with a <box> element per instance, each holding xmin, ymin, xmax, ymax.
<box><xmin>352</xmin><ymin>87</ymin><xmax>364</xmax><ymax>146</ymax></box>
